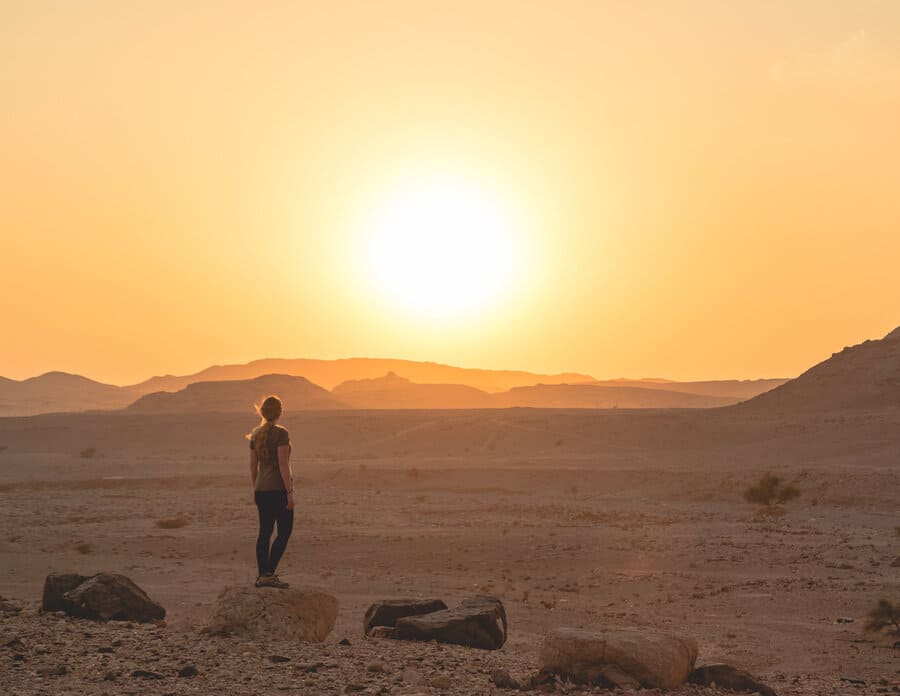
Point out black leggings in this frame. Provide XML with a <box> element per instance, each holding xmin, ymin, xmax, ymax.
<box><xmin>255</xmin><ymin>490</ymin><xmax>294</xmax><ymax>577</ymax></box>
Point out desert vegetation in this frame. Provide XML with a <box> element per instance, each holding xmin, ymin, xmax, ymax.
<box><xmin>744</xmin><ymin>472</ymin><xmax>800</xmax><ymax>507</ymax></box>
<box><xmin>79</xmin><ymin>447</ymin><xmax>97</xmax><ymax>459</ymax></box>
<box><xmin>865</xmin><ymin>599</ymin><xmax>900</xmax><ymax>636</ymax></box>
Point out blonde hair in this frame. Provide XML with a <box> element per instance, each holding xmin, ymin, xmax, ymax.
<box><xmin>248</xmin><ymin>395</ymin><xmax>283</xmax><ymax>462</ymax></box>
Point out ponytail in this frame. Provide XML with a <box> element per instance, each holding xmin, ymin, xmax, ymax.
<box><xmin>247</xmin><ymin>395</ymin><xmax>283</xmax><ymax>462</ymax></box>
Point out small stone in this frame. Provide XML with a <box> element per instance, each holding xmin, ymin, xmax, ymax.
<box><xmin>178</xmin><ymin>665</ymin><xmax>199</xmax><ymax>678</ymax></box>
<box><xmin>841</xmin><ymin>676</ymin><xmax>867</xmax><ymax>686</ymax></box>
<box><xmin>270</xmin><ymin>654</ymin><xmax>291</xmax><ymax>663</ymax></box>
<box><xmin>429</xmin><ymin>673</ymin><xmax>453</xmax><ymax>689</ymax></box>
<box><xmin>97</xmin><ymin>646</ymin><xmax>114</xmax><ymax>653</ymax></box>
<box><xmin>367</xmin><ymin>626</ymin><xmax>395</xmax><ymax>639</ymax></box>
<box><xmin>402</xmin><ymin>667</ymin><xmax>424</xmax><ymax>685</ymax></box>
<box><xmin>132</xmin><ymin>669</ymin><xmax>164</xmax><ymax>679</ymax></box>
<box><xmin>296</xmin><ymin>661</ymin><xmax>323</xmax><ymax>673</ymax></box>
<box><xmin>367</xmin><ymin>660</ymin><xmax>387</xmax><ymax>673</ymax></box>
<box><xmin>836</xmin><ymin>617</ymin><xmax>855</xmax><ymax>624</ymax></box>
<box><xmin>338</xmin><ymin>638</ymin><xmax>351</xmax><ymax>646</ymax></box>
<box><xmin>345</xmin><ymin>684</ymin><xmax>366</xmax><ymax>693</ymax></box>
<box><xmin>36</xmin><ymin>664</ymin><xmax>67</xmax><ymax>677</ymax></box>
<box><xmin>103</xmin><ymin>670</ymin><xmax>117</xmax><ymax>681</ymax></box>
<box><xmin>490</xmin><ymin>668</ymin><xmax>520</xmax><ymax>689</ymax></box>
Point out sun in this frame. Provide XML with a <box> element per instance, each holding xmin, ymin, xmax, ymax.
<box><xmin>365</xmin><ymin>177</ymin><xmax>521</xmax><ymax>318</ymax></box>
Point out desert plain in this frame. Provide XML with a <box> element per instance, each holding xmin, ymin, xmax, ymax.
<box><xmin>0</xmin><ymin>403</ymin><xmax>897</xmax><ymax>695</ymax></box>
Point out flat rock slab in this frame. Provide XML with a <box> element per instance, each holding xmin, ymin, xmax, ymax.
<box><xmin>394</xmin><ymin>596</ymin><xmax>507</xmax><ymax>650</ymax></box>
<box><xmin>364</xmin><ymin>598</ymin><xmax>448</xmax><ymax>636</ymax></box>
<box><xmin>203</xmin><ymin>585</ymin><xmax>337</xmax><ymax>642</ymax></box>
<box><xmin>540</xmin><ymin>626</ymin><xmax>698</xmax><ymax>690</ymax></box>
<box><xmin>42</xmin><ymin>573</ymin><xmax>165</xmax><ymax>623</ymax></box>
<box><xmin>689</xmin><ymin>664</ymin><xmax>777</xmax><ymax>696</ymax></box>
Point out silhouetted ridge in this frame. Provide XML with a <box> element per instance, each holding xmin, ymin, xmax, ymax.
<box><xmin>125</xmin><ymin>374</ymin><xmax>346</xmax><ymax>413</ymax></box>
<box><xmin>739</xmin><ymin>326</ymin><xmax>900</xmax><ymax>412</ymax></box>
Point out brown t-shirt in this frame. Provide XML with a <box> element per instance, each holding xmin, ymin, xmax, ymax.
<box><xmin>250</xmin><ymin>425</ymin><xmax>291</xmax><ymax>492</ymax></box>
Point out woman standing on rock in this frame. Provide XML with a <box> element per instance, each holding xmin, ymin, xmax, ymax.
<box><xmin>248</xmin><ymin>395</ymin><xmax>294</xmax><ymax>588</ymax></box>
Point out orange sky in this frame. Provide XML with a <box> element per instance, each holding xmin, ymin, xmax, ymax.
<box><xmin>2</xmin><ymin>1</ymin><xmax>899</xmax><ymax>385</ymax></box>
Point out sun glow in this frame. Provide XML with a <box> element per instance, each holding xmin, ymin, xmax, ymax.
<box><xmin>365</xmin><ymin>177</ymin><xmax>522</xmax><ymax>318</ymax></box>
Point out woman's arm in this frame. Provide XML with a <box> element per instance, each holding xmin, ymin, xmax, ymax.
<box><xmin>278</xmin><ymin>444</ymin><xmax>294</xmax><ymax>509</ymax></box>
<box><xmin>250</xmin><ymin>450</ymin><xmax>259</xmax><ymax>494</ymax></box>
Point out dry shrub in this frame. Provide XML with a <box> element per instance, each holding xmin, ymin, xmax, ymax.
<box><xmin>744</xmin><ymin>472</ymin><xmax>800</xmax><ymax>506</ymax></box>
<box><xmin>79</xmin><ymin>447</ymin><xmax>97</xmax><ymax>459</ymax></box>
<box><xmin>865</xmin><ymin>599</ymin><xmax>900</xmax><ymax>635</ymax></box>
<box><xmin>156</xmin><ymin>517</ymin><xmax>189</xmax><ymax>529</ymax></box>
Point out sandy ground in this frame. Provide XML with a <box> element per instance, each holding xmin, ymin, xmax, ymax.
<box><xmin>0</xmin><ymin>408</ymin><xmax>898</xmax><ymax>694</ymax></box>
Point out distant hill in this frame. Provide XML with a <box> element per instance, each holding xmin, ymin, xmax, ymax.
<box><xmin>125</xmin><ymin>374</ymin><xmax>346</xmax><ymax>413</ymax></box>
<box><xmin>738</xmin><ymin>326</ymin><xmax>900</xmax><ymax>412</ymax></box>
<box><xmin>333</xmin><ymin>372</ymin><xmax>494</xmax><ymax>409</ymax></box>
<box><xmin>0</xmin><ymin>372</ymin><xmax>132</xmax><ymax>417</ymax></box>
<box><xmin>126</xmin><ymin>358</ymin><xmax>595</xmax><ymax>395</ymax></box>
<box><xmin>493</xmin><ymin>383</ymin><xmax>737</xmax><ymax>409</ymax></box>
<box><xmin>590</xmin><ymin>378</ymin><xmax>788</xmax><ymax>400</ymax></box>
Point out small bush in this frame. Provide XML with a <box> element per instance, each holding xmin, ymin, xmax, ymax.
<box><xmin>744</xmin><ymin>472</ymin><xmax>800</xmax><ymax>506</ymax></box>
<box><xmin>865</xmin><ymin>599</ymin><xmax>900</xmax><ymax>635</ymax></box>
<box><xmin>79</xmin><ymin>447</ymin><xmax>97</xmax><ymax>459</ymax></box>
<box><xmin>155</xmin><ymin>517</ymin><xmax>189</xmax><ymax>529</ymax></box>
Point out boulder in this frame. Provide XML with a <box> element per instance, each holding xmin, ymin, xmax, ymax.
<box><xmin>202</xmin><ymin>585</ymin><xmax>337</xmax><ymax>641</ymax></box>
<box><xmin>394</xmin><ymin>595</ymin><xmax>507</xmax><ymax>650</ymax></box>
<box><xmin>62</xmin><ymin>573</ymin><xmax>165</xmax><ymax>623</ymax></box>
<box><xmin>41</xmin><ymin>573</ymin><xmax>89</xmax><ymax>613</ymax></box>
<box><xmin>688</xmin><ymin>664</ymin><xmax>777</xmax><ymax>696</ymax></box>
<box><xmin>540</xmin><ymin>627</ymin><xmax>698</xmax><ymax>690</ymax></box>
<box><xmin>363</xmin><ymin>598</ymin><xmax>448</xmax><ymax>636</ymax></box>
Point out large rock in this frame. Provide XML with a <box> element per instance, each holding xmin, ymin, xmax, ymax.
<box><xmin>203</xmin><ymin>585</ymin><xmax>337</xmax><ymax>641</ymax></box>
<box><xmin>689</xmin><ymin>664</ymin><xmax>777</xmax><ymax>696</ymax></box>
<box><xmin>394</xmin><ymin>595</ymin><xmax>507</xmax><ymax>650</ymax></box>
<box><xmin>540</xmin><ymin>627</ymin><xmax>698</xmax><ymax>690</ymax></box>
<box><xmin>62</xmin><ymin>573</ymin><xmax>165</xmax><ymax>622</ymax></box>
<box><xmin>41</xmin><ymin>573</ymin><xmax>90</xmax><ymax>613</ymax></box>
<box><xmin>363</xmin><ymin>598</ymin><xmax>448</xmax><ymax>636</ymax></box>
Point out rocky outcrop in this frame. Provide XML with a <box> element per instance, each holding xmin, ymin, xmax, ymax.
<box><xmin>393</xmin><ymin>596</ymin><xmax>507</xmax><ymax>650</ymax></box>
<box><xmin>689</xmin><ymin>664</ymin><xmax>777</xmax><ymax>695</ymax></box>
<box><xmin>41</xmin><ymin>573</ymin><xmax>89</xmax><ymax>613</ymax></box>
<box><xmin>363</xmin><ymin>598</ymin><xmax>448</xmax><ymax>637</ymax></box>
<box><xmin>540</xmin><ymin>627</ymin><xmax>698</xmax><ymax>690</ymax></box>
<box><xmin>203</xmin><ymin>585</ymin><xmax>337</xmax><ymax>641</ymax></box>
<box><xmin>41</xmin><ymin>573</ymin><xmax>164</xmax><ymax>623</ymax></box>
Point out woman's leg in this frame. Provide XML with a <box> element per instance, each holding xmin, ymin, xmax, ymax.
<box><xmin>255</xmin><ymin>492</ymin><xmax>278</xmax><ymax>576</ymax></box>
<box><xmin>267</xmin><ymin>492</ymin><xmax>294</xmax><ymax>574</ymax></box>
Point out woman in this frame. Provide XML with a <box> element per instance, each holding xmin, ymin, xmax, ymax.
<box><xmin>248</xmin><ymin>395</ymin><xmax>294</xmax><ymax>588</ymax></box>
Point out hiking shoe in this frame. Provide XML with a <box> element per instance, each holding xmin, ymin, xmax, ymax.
<box><xmin>269</xmin><ymin>575</ymin><xmax>290</xmax><ymax>589</ymax></box>
<box><xmin>255</xmin><ymin>575</ymin><xmax>276</xmax><ymax>588</ymax></box>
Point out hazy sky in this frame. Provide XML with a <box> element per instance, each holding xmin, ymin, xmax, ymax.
<box><xmin>3</xmin><ymin>1</ymin><xmax>899</xmax><ymax>385</ymax></box>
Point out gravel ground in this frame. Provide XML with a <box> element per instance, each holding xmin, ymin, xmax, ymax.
<box><xmin>1</xmin><ymin>601</ymin><xmax>897</xmax><ymax>696</ymax></box>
